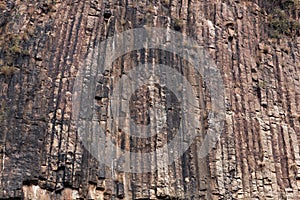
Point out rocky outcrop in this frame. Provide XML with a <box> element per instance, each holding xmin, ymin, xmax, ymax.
<box><xmin>0</xmin><ymin>0</ymin><xmax>299</xmax><ymax>199</ymax></box>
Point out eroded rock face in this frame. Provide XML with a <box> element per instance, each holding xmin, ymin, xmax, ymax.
<box><xmin>0</xmin><ymin>0</ymin><xmax>299</xmax><ymax>199</ymax></box>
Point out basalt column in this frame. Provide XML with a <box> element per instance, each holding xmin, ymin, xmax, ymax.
<box><xmin>0</xmin><ymin>0</ymin><xmax>299</xmax><ymax>199</ymax></box>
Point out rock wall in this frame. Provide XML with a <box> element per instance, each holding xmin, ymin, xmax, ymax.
<box><xmin>0</xmin><ymin>0</ymin><xmax>299</xmax><ymax>199</ymax></box>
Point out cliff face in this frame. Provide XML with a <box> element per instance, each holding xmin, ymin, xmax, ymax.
<box><xmin>0</xmin><ymin>0</ymin><xmax>300</xmax><ymax>199</ymax></box>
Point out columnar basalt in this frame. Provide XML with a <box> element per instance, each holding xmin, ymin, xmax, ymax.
<box><xmin>0</xmin><ymin>0</ymin><xmax>299</xmax><ymax>199</ymax></box>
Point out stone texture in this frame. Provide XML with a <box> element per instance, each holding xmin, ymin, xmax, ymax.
<box><xmin>0</xmin><ymin>0</ymin><xmax>299</xmax><ymax>199</ymax></box>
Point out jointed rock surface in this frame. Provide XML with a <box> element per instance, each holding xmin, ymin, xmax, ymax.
<box><xmin>0</xmin><ymin>0</ymin><xmax>299</xmax><ymax>199</ymax></box>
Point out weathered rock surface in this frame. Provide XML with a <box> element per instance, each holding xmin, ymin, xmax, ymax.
<box><xmin>0</xmin><ymin>0</ymin><xmax>299</xmax><ymax>199</ymax></box>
